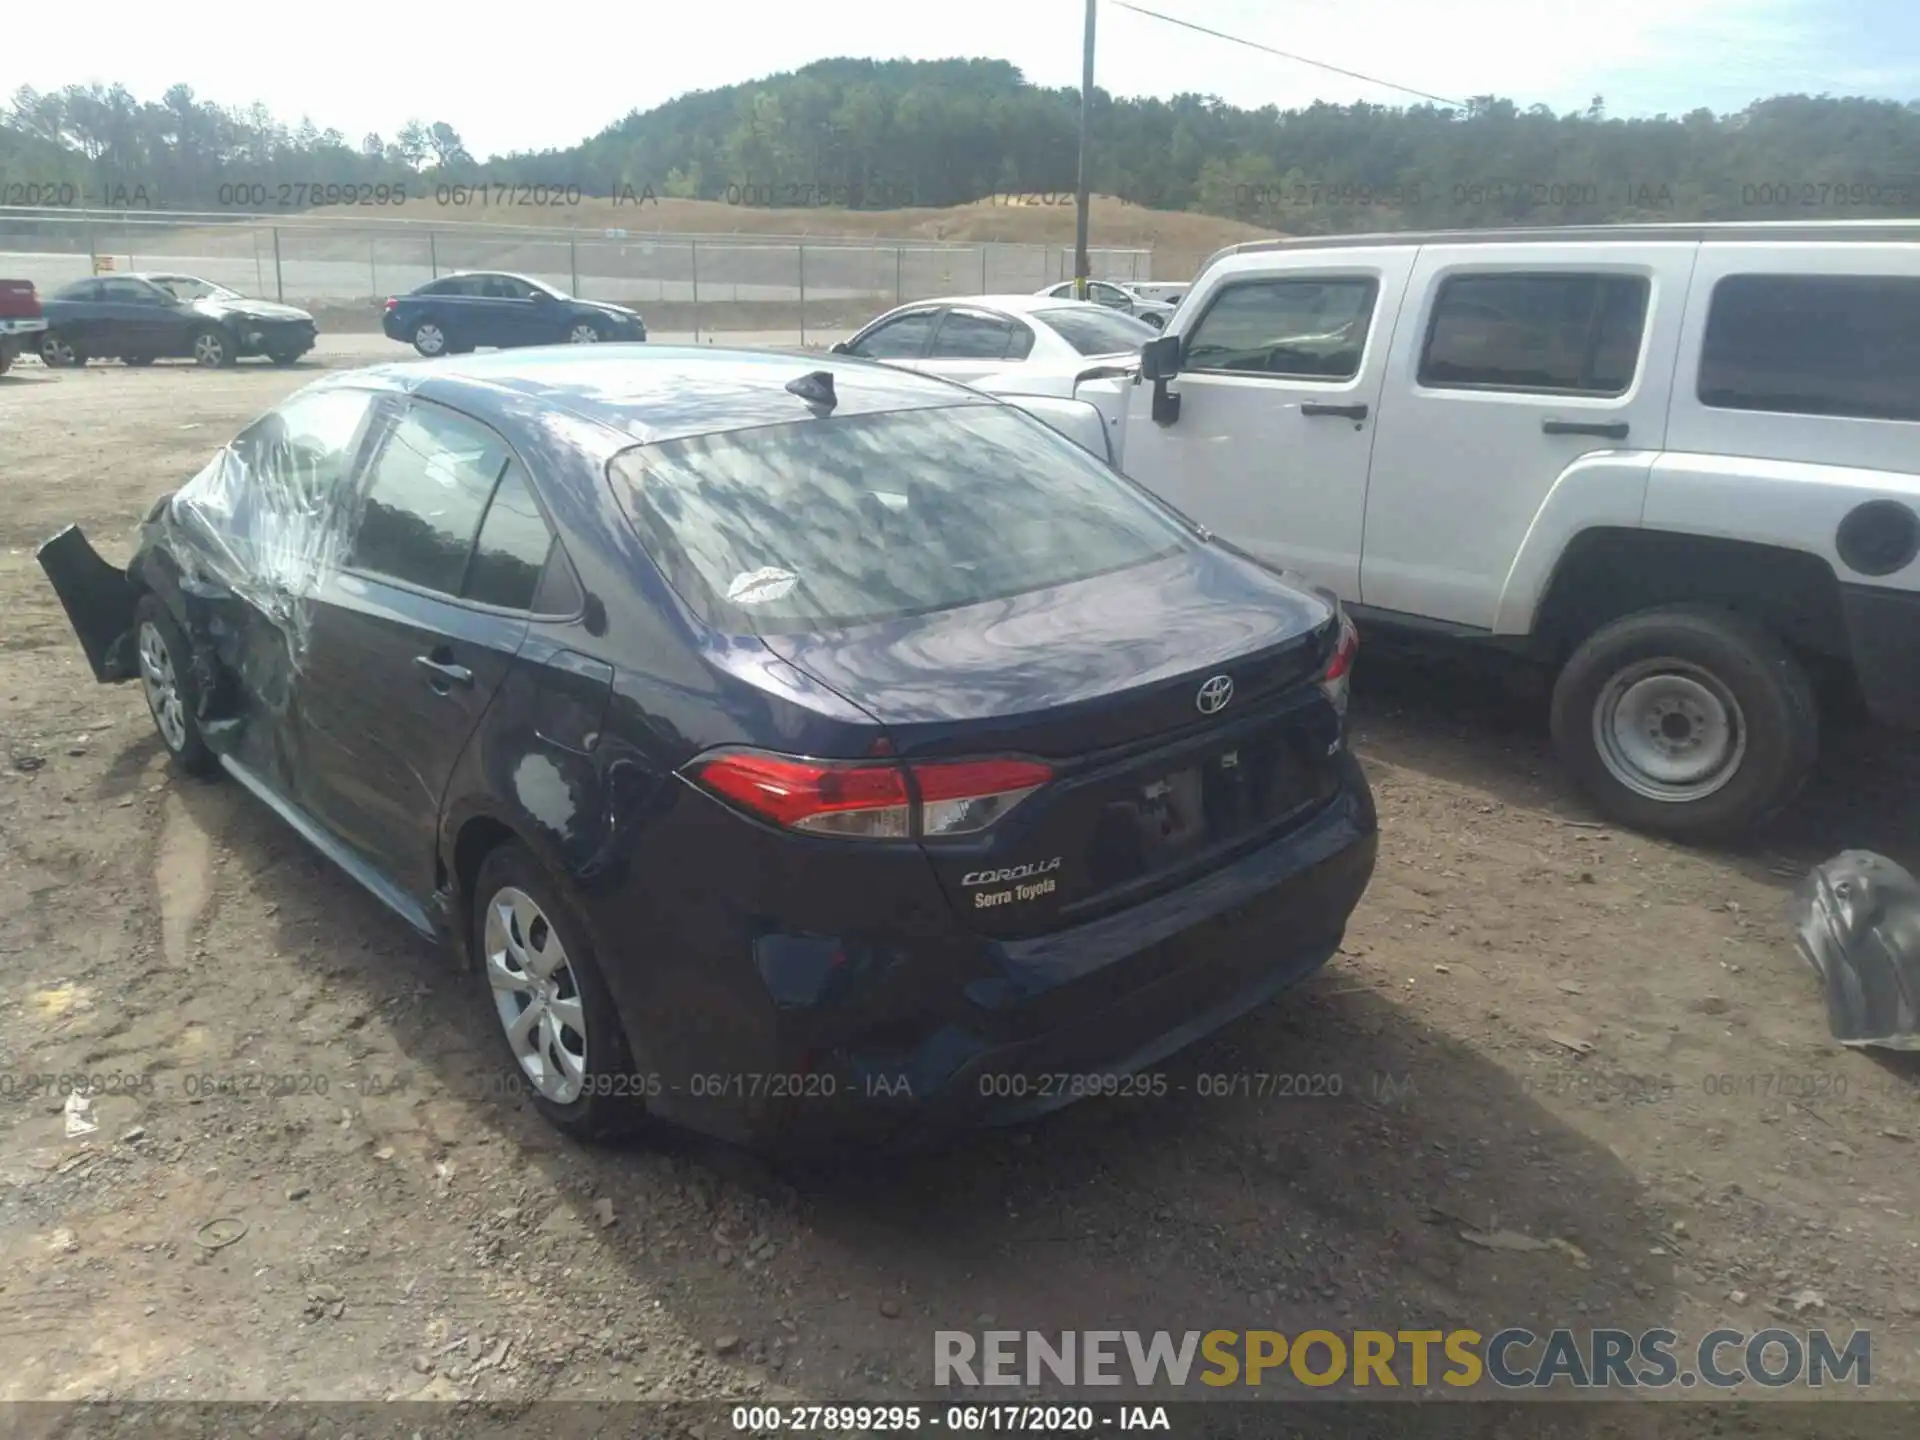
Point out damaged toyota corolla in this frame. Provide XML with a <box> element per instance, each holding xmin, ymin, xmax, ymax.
<box><xmin>37</xmin><ymin>347</ymin><xmax>1378</xmax><ymax>1152</ymax></box>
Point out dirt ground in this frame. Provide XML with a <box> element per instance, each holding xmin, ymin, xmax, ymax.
<box><xmin>2</xmin><ymin>343</ymin><xmax>1919</xmax><ymax>1429</ymax></box>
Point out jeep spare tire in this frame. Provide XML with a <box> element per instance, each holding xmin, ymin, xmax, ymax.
<box><xmin>1550</xmin><ymin>606</ymin><xmax>1818</xmax><ymax>840</ymax></box>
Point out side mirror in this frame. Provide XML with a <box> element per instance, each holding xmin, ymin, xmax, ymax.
<box><xmin>1140</xmin><ymin>334</ymin><xmax>1182</xmax><ymax>427</ymax></box>
<box><xmin>829</xmin><ymin>340</ymin><xmax>852</xmax><ymax>355</ymax></box>
<box><xmin>1140</xmin><ymin>334</ymin><xmax>1181</xmax><ymax>381</ymax></box>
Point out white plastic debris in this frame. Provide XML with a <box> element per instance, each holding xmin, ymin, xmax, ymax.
<box><xmin>63</xmin><ymin>1089</ymin><xmax>98</xmax><ymax>1138</ymax></box>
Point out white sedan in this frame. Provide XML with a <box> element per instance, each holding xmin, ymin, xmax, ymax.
<box><xmin>1035</xmin><ymin>279</ymin><xmax>1178</xmax><ymax>328</ymax></box>
<box><xmin>831</xmin><ymin>294</ymin><xmax>1158</xmax><ymax>390</ymax></box>
<box><xmin>831</xmin><ymin>295</ymin><xmax>1154</xmax><ymax>462</ymax></box>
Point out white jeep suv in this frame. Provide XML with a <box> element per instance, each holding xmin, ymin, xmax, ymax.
<box><xmin>1061</xmin><ymin>221</ymin><xmax>1920</xmax><ymax>839</ymax></box>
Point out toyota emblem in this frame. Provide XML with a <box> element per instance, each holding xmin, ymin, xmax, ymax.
<box><xmin>1196</xmin><ymin>674</ymin><xmax>1234</xmax><ymax>715</ymax></box>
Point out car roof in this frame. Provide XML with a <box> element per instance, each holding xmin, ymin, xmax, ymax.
<box><xmin>418</xmin><ymin>270</ymin><xmax>552</xmax><ymax>288</ymax></box>
<box><xmin>894</xmin><ymin>293</ymin><xmax>1111</xmax><ymax>317</ymax></box>
<box><xmin>344</xmin><ymin>346</ymin><xmax>988</xmax><ymax>446</ymax></box>
<box><xmin>1199</xmin><ymin>219</ymin><xmax>1920</xmax><ymax>277</ymax></box>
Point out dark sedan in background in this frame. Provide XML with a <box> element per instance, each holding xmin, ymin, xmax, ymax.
<box><xmin>39</xmin><ymin>273</ymin><xmax>318</xmax><ymax>368</ymax></box>
<box><xmin>382</xmin><ymin>271</ymin><xmax>647</xmax><ymax>356</ymax></box>
<box><xmin>36</xmin><ymin>349</ymin><xmax>1373</xmax><ymax>1154</ymax></box>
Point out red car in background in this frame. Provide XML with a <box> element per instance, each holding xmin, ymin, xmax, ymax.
<box><xmin>0</xmin><ymin>279</ymin><xmax>48</xmax><ymax>376</ymax></box>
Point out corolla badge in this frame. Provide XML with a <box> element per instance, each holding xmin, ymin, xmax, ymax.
<box><xmin>1196</xmin><ymin>674</ymin><xmax>1234</xmax><ymax>715</ymax></box>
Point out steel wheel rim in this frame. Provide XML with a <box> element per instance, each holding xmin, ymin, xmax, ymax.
<box><xmin>1592</xmin><ymin>658</ymin><xmax>1747</xmax><ymax>803</ymax></box>
<box><xmin>137</xmin><ymin>621</ymin><xmax>188</xmax><ymax>753</ymax></box>
<box><xmin>43</xmin><ymin>334</ymin><xmax>74</xmax><ymax>365</ymax></box>
<box><xmin>416</xmin><ymin>323</ymin><xmax>445</xmax><ymax>355</ymax></box>
<box><xmin>568</xmin><ymin>323</ymin><xmax>600</xmax><ymax>344</ymax></box>
<box><xmin>484</xmin><ymin>885</ymin><xmax>587</xmax><ymax>1104</ymax></box>
<box><xmin>192</xmin><ymin>332</ymin><xmax>224</xmax><ymax>365</ymax></box>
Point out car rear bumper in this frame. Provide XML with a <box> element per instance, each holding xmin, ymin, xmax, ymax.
<box><xmin>615</xmin><ymin>768</ymin><xmax>1377</xmax><ymax>1153</ymax></box>
<box><xmin>0</xmin><ymin>317</ymin><xmax>48</xmax><ymax>337</ymax></box>
<box><xmin>1842</xmin><ymin>581</ymin><xmax>1920</xmax><ymax>729</ymax></box>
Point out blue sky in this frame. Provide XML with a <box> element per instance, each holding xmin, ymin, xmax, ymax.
<box><xmin>5</xmin><ymin>0</ymin><xmax>1917</xmax><ymax>159</ymax></box>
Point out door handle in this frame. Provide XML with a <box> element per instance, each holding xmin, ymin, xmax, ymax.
<box><xmin>1301</xmin><ymin>402</ymin><xmax>1369</xmax><ymax>420</ymax></box>
<box><xmin>415</xmin><ymin>654</ymin><xmax>474</xmax><ymax>692</ymax></box>
<box><xmin>1543</xmin><ymin>418</ymin><xmax>1629</xmax><ymax>439</ymax></box>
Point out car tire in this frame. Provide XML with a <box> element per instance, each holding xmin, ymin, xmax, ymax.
<box><xmin>123</xmin><ymin>353</ymin><xmax>156</xmax><ymax>367</ymax></box>
<box><xmin>471</xmin><ymin>841</ymin><xmax>648</xmax><ymax>1141</ymax></box>
<box><xmin>0</xmin><ymin>342</ymin><xmax>13</xmax><ymax>377</ymax></box>
<box><xmin>133</xmin><ymin>595</ymin><xmax>217</xmax><ymax>777</ymax></box>
<box><xmin>189</xmin><ymin>327</ymin><xmax>235</xmax><ymax>368</ymax></box>
<box><xmin>40</xmin><ymin>330</ymin><xmax>85</xmax><ymax>367</ymax></box>
<box><xmin>1549</xmin><ymin>605</ymin><xmax>1818</xmax><ymax>840</ymax></box>
<box><xmin>566</xmin><ymin>320</ymin><xmax>603</xmax><ymax>344</ymax></box>
<box><xmin>412</xmin><ymin>318</ymin><xmax>450</xmax><ymax>357</ymax></box>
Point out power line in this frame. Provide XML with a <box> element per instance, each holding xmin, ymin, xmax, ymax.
<box><xmin>1109</xmin><ymin>1</ymin><xmax>1469</xmax><ymax>109</ymax></box>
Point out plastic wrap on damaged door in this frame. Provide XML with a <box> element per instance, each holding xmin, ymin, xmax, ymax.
<box><xmin>165</xmin><ymin>378</ymin><xmax>369</xmax><ymax>674</ymax></box>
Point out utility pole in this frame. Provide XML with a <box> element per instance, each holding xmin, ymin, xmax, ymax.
<box><xmin>1074</xmin><ymin>0</ymin><xmax>1096</xmax><ymax>300</ymax></box>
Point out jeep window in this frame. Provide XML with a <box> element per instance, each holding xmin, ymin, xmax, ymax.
<box><xmin>1698</xmin><ymin>274</ymin><xmax>1920</xmax><ymax>423</ymax></box>
<box><xmin>1183</xmin><ymin>278</ymin><xmax>1377</xmax><ymax>380</ymax></box>
<box><xmin>1420</xmin><ymin>273</ymin><xmax>1649</xmax><ymax>395</ymax></box>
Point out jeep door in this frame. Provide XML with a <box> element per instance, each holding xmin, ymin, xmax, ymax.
<box><xmin>1115</xmin><ymin>248</ymin><xmax>1418</xmax><ymax>600</ymax></box>
<box><xmin>1360</xmin><ymin>243</ymin><xmax>1690</xmax><ymax>628</ymax></box>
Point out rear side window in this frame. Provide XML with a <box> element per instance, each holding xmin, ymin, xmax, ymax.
<box><xmin>1036</xmin><ymin>306</ymin><xmax>1157</xmax><ymax>357</ymax></box>
<box><xmin>1420</xmin><ymin>273</ymin><xmax>1649</xmax><ymax>395</ymax></box>
<box><xmin>463</xmin><ymin>460</ymin><xmax>555</xmax><ymax>610</ymax></box>
<box><xmin>607</xmin><ymin>403</ymin><xmax>1194</xmax><ymax>633</ymax></box>
<box><xmin>929</xmin><ymin>311</ymin><xmax>1016</xmax><ymax>359</ymax></box>
<box><xmin>1698</xmin><ymin>274</ymin><xmax>1920</xmax><ymax>422</ymax></box>
<box><xmin>1183</xmin><ymin>278</ymin><xmax>1377</xmax><ymax>379</ymax></box>
<box><xmin>348</xmin><ymin>404</ymin><xmax>510</xmax><ymax>594</ymax></box>
<box><xmin>54</xmin><ymin>280</ymin><xmax>100</xmax><ymax>302</ymax></box>
<box><xmin>849</xmin><ymin>311</ymin><xmax>936</xmax><ymax>359</ymax></box>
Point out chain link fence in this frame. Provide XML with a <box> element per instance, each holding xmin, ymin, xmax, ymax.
<box><xmin>0</xmin><ymin>209</ymin><xmax>1155</xmax><ymax>340</ymax></box>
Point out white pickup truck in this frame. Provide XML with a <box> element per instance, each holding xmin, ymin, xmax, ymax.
<box><xmin>1028</xmin><ymin>221</ymin><xmax>1920</xmax><ymax>839</ymax></box>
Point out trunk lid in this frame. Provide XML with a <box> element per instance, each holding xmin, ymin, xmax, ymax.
<box><xmin>764</xmin><ymin>547</ymin><xmax>1348</xmax><ymax>939</ymax></box>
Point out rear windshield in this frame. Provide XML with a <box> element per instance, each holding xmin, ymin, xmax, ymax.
<box><xmin>607</xmin><ymin>402</ymin><xmax>1194</xmax><ymax>633</ymax></box>
<box><xmin>1036</xmin><ymin>306</ymin><xmax>1157</xmax><ymax>356</ymax></box>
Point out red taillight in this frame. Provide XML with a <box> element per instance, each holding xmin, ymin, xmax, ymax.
<box><xmin>1324</xmin><ymin>614</ymin><xmax>1358</xmax><ymax>682</ymax></box>
<box><xmin>688</xmin><ymin>751</ymin><xmax>1053</xmax><ymax>839</ymax></box>
<box><xmin>1319</xmin><ymin>612</ymin><xmax>1359</xmax><ymax>715</ymax></box>
<box><xmin>915</xmin><ymin>757</ymin><xmax>1054</xmax><ymax>837</ymax></box>
<box><xmin>383</xmin><ymin>297</ymin><xmax>398</xmax><ymax>311</ymax></box>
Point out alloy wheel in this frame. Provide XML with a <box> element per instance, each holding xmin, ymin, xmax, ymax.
<box><xmin>415</xmin><ymin>322</ymin><xmax>446</xmax><ymax>356</ymax></box>
<box><xmin>483</xmin><ymin>885</ymin><xmax>588</xmax><ymax>1103</ymax></box>
<box><xmin>568</xmin><ymin>323</ymin><xmax>601</xmax><ymax>344</ymax></box>
<box><xmin>137</xmin><ymin>621</ymin><xmax>188</xmax><ymax>753</ymax></box>
<box><xmin>42</xmin><ymin>333</ymin><xmax>77</xmax><ymax>366</ymax></box>
<box><xmin>191</xmin><ymin>331</ymin><xmax>227</xmax><ymax>366</ymax></box>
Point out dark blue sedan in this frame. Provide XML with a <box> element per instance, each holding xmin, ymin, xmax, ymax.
<box><xmin>36</xmin><ymin>349</ymin><xmax>1376</xmax><ymax>1152</ymax></box>
<box><xmin>382</xmin><ymin>270</ymin><xmax>646</xmax><ymax>356</ymax></box>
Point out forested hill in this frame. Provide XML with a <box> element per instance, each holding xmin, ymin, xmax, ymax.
<box><xmin>7</xmin><ymin>59</ymin><xmax>1920</xmax><ymax>231</ymax></box>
